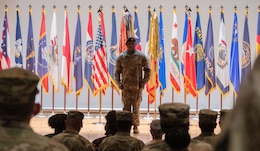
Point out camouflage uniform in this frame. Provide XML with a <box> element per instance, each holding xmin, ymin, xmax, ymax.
<box><xmin>98</xmin><ymin>111</ymin><xmax>145</xmax><ymax>151</ymax></box>
<box><xmin>115</xmin><ymin>48</ymin><xmax>150</xmax><ymax>127</ymax></box>
<box><xmin>52</xmin><ymin>130</ymin><xmax>95</xmax><ymax>151</ymax></box>
<box><xmin>193</xmin><ymin>109</ymin><xmax>218</xmax><ymax>145</ymax></box>
<box><xmin>0</xmin><ymin>67</ymin><xmax>69</xmax><ymax>151</ymax></box>
<box><xmin>98</xmin><ymin>131</ymin><xmax>145</xmax><ymax>151</ymax></box>
<box><xmin>0</xmin><ymin>121</ymin><xmax>69</xmax><ymax>151</ymax></box>
<box><xmin>142</xmin><ymin>103</ymin><xmax>213</xmax><ymax>151</ymax></box>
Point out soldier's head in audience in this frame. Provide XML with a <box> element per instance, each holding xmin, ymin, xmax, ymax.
<box><xmin>65</xmin><ymin>110</ymin><xmax>84</xmax><ymax>132</ymax></box>
<box><xmin>215</xmin><ymin>55</ymin><xmax>260</xmax><ymax>151</ymax></box>
<box><xmin>198</xmin><ymin>109</ymin><xmax>218</xmax><ymax>133</ymax></box>
<box><xmin>116</xmin><ymin>111</ymin><xmax>132</xmax><ymax>133</ymax></box>
<box><xmin>45</xmin><ymin>113</ymin><xmax>67</xmax><ymax>138</ymax></box>
<box><xmin>219</xmin><ymin>109</ymin><xmax>232</xmax><ymax>130</ymax></box>
<box><xmin>159</xmin><ymin>103</ymin><xmax>191</xmax><ymax>149</ymax></box>
<box><xmin>150</xmin><ymin>119</ymin><xmax>163</xmax><ymax>140</ymax></box>
<box><xmin>0</xmin><ymin>67</ymin><xmax>40</xmax><ymax>122</ymax></box>
<box><xmin>104</xmin><ymin>110</ymin><xmax>117</xmax><ymax>136</ymax></box>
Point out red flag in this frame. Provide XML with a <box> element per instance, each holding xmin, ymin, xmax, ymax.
<box><xmin>119</xmin><ymin>12</ymin><xmax>127</xmax><ymax>53</ymax></box>
<box><xmin>61</xmin><ymin>8</ymin><xmax>72</xmax><ymax>94</ymax></box>
<box><xmin>184</xmin><ymin>17</ymin><xmax>197</xmax><ymax>97</ymax></box>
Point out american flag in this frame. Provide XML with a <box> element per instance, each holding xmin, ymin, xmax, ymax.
<box><xmin>92</xmin><ymin>24</ymin><xmax>108</xmax><ymax>96</ymax></box>
<box><xmin>1</xmin><ymin>8</ymin><xmax>11</xmax><ymax>70</ymax></box>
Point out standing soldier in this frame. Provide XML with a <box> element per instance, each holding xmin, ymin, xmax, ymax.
<box><xmin>115</xmin><ymin>37</ymin><xmax>151</xmax><ymax>134</ymax></box>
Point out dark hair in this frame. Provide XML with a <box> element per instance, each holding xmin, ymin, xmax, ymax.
<box><xmin>48</xmin><ymin>114</ymin><xmax>67</xmax><ymax>128</ymax></box>
<box><xmin>105</xmin><ymin>110</ymin><xmax>117</xmax><ymax>135</ymax></box>
<box><xmin>199</xmin><ymin>122</ymin><xmax>217</xmax><ymax>133</ymax></box>
<box><xmin>117</xmin><ymin>121</ymin><xmax>132</xmax><ymax>132</ymax></box>
<box><xmin>165</xmin><ymin>127</ymin><xmax>190</xmax><ymax>150</ymax></box>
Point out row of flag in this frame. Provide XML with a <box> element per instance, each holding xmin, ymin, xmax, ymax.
<box><xmin>1</xmin><ymin>5</ymin><xmax>260</xmax><ymax>104</ymax></box>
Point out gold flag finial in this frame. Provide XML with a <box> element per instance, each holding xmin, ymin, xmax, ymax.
<box><xmin>245</xmin><ymin>5</ymin><xmax>249</xmax><ymax>15</ymax></box>
<box><xmin>196</xmin><ymin>5</ymin><xmax>200</xmax><ymax>12</ymax></box>
<box><xmin>234</xmin><ymin>5</ymin><xmax>237</xmax><ymax>13</ymax></box>
<box><xmin>42</xmin><ymin>5</ymin><xmax>45</xmax><ymax>10</ymax></box>
<box><xmin>77</xmin><ymin>5</ymin><xmax>80</xmax><ymax>13</ymax></box>
<box><xmin>159</xmin><ymin>5</ymin><xmax>163</xmax><ymax>11</ymax></box>
<box><xmin>173</xmin><ymin>5</ymin><xmax>176</xmax><ymax>13</ymax></box>
<box><xmin>64</xmin><ymin>5</ymin><xmax>67</xmax><ymax>10</ymax></box>
<box><xmin>258</xmin><ymin>5</ymin><xmax>260</xmax><ymax>12</ymax></box>
<box><xmin>220</xmin><ymin>5</ymin><xmax>224</xmax><ymax>13</ymax></box>
<box><xmin>88</xmin><ymin>5</ymin><xmax>92</xmax><ymax>10</ymax></box>
<box><xmin>148</xmin><ymin>5</ymin><xmax>151</xmax><ymax>10</ymax></box>
<box><xmin>209</xmin><ymin>5</ymin><xmax>212</xmax><ymax>14</ymax></box>
<box><xmin>134</xmin><ymin>5</ymin><xmax>137</xmax><ymax>11</ymax></box>
<box><xmin>4</xmin><ymin>4</ymin><xmax>8</xmax><ymax>11</ymax></box>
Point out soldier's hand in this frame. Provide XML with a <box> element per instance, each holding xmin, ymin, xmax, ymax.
<box><xmin>139</xmin><ymin>82</ymin><xmax>145</xmax><ymax>89</ymax></box>
<box><xmin>119</xmin><ymin>84</ymin><xmax>124</xmax><ymax>89</ymax></box>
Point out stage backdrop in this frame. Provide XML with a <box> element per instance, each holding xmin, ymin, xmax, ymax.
<box><xmin>0</xmin><ymin>0</ymin><xmax>258</xmax><ymax>112</ymax></box>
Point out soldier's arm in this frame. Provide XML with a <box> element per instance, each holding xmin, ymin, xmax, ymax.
<box><xmin>142</xmin><ymin>56</ymin><xmax>151</xmax><ymax>84</ymax></box>
<box><xmin>114</xmin><ymin>57</ymin><xmax>122</xmax><ymax>89</ymax></box>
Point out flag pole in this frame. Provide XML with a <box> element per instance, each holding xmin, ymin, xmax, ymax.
<box><xmin>220</xmin><ymin>94</ymin><xmax>223</xmax><ymax>110</ymax></box>
<box><xmin>143</xmin><ymin>95</ymin><xmax>153</xmax><ymax>119</ymax></box>
<box><xmin>233</xmin><ymin>91</ymin><xmax>236</xmax><ymax>107</ymax></box>
<box><xmin>111</xmin><ymin>84</ymin><xmax>114</xmax><ymax>110</ymax></box>
<box><xmin>154</xmin><ymin>95</ymin><xmax>157</xmax><ymax>119</ymax></box>
<box><xmin>37</xmin><ymin>86</ymin><xmax>46</xmax><ymax>117</ymax></box>
<box><xmin>64</xmin><ymin>86</ymin><xmax>66</xmax><ymax>113</ymax></box>
<box><xmin>76</xmin><ymin>96</ymin><xmax>78</xmax><ymax>111</ymax></box>
<box><xmin>172</xmin><ymin>88</ymin><xmax>174</xmax><ymax>103</ymax></box>
<box><xmin>51</xmin><ymin>86</ymin><xmax>55</xmax><ymax>116</ymax></box>
<box><xmin>208</xmin><ymin>94</ymin><xmax>211</xmax><ymax>109</ymax></box>
<box><xmin>93</xmin><ymin>91</ymin><xmax>105</xmax><ymax>124</ymax></box>
<box><xmin>85</xmin><ymin>89</ymin><xmax>93</xmax><ymax>118</ymax></box>
<box><xmin>184</xmin><ymin>89</ymin><xmax>187</xmax><ymax>104</ymax></box>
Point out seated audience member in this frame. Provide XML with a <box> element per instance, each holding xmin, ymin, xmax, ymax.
<box><xmin>145</xmin><ymin>119</ymin><xmax>163</xmax><ymax>145</ymax></box>
<box><xmin>215</xmin><ymin>55</ymin><xmax>260</xmax><ymax>151</ymax></box>
<box><xmin>99</xmin><ymin>111</ymin><xmax>145</xmax><ymax>151</ymax></box>
<box><xmin>142</xmin><ymin>103</ymin><xmax>213</xmax><ymax>151</ymax></box>
<box><xmin>192</xmin><ymin>109</ymin><xmax>218</xmax><ymax>145</ymax></box>
<box><xmin>92</xmin><ymin>110</ymin><xmax>117</xmax><ymax>150</ymax></box>
<box><xmin>0</xmin><ymin>67</ymin><xmax>69</xmax><ymax>151</ymax></box>
<box><xmin>45</xmin><ymin>113</ymin><xmax>67</xmax><ymax>138</ymax></box>
<box><xmin>218</xmin><ymin>109</ymin><xmax>232</xmax><ymax>131</ymax></box>
<box><xmin>52</xmin><ymin>110</ymin><xmax>95</xmax><ymax>151</ymax></box>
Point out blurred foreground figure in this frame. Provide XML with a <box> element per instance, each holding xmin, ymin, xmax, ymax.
<box><xmin>0</xmin><ymin>67</ymin><xmax>69</xmax><ymax>151</ymax></box>
<box><xmin>52</xmin><ymin>110</ymin><xmax>95</xmax><ymax>151</ymax></box>
<box><xmin>45</xmin><ymin>113</ymin><xmax>67</xmax><ymax>138</ymax></box>
<box><xmin>215</xmin><ymin>56</ymin><xmax>260</xmax><ymax>151</ymax></box>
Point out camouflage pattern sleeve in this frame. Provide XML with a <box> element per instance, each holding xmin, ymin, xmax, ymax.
<box><xmin>142</xmin><ymin>55</ymin><xmax>151</xmax><ymax>84</ymax></box>
<box><xmin>114</xmin><ymin>55</ymin><xmax>122</xmax><ymax>89</ymax></box>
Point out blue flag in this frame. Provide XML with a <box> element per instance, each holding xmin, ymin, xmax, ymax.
<box><xmin>230</xmin><ymin>11</ymin><xmax>240</xmax><ymax>94</ymax></box>
<box><xmin>37</xmin><ymin>9</ymin><xmax>48</xmax><ymax>93</ymax></box>
<box><xmin>15</xmin><ymin>9</ymin><xmax>23</xmax><ymax>68</ymax></box>
<box><xmin>241</xmin><ymin>11</ymin><xmax>251</xmax><ymax>81</ymax></box>
<box><xmin>134</xmin><ymin>10</ymin><xmax>141</xmax><ymax>51</ymax></box>
<box><xmin>73</xmin><ymin>11</ymin><xmax>83</xmax><ymax>96</ymax></box>
<box><xmin>159</xmin><ymin>9</ymin><xmax>166</xmax><ymax>96</ymax></box>
<box><xmin>181</xmin><ymin>10</ymin><xmax>188</xmax><ymax>77</ymax></box>
<box><xmin>26</xmin><ymin>9</ymin><xmax>35</xmax><ymax>73</ymax></box>
<box><xmin>108</xmin><ymin>9</ymin><xmax>120</xmax><ymax>94</ymax></box>
<box><xmin>84</xmin><ymin>9</ymin><xmax>94</xmax><ymax>95</ymax></box>
<box><xmin>204</xmin><ymin>12</ymin><xmax>216</xmax><ymax>95</ymax></box>
<box><xmin>194</xmin><ymin>10</ymin><xmax>205</xmax><ymax>92</ymax></box>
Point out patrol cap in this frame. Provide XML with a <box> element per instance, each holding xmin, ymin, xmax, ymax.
<box><xmin>0</xmin><ymin>67</ymin><xmax>39</xmax><ymax>104</ymax></box>
<box><xmin>116</xmin><ymin>111</ymin><xmax>132</xmax><ymax>121</ymax></box>
<box><xmin>219</xmin><ymin>109</ymin><xmax>232</xmax><ymax>121</ymax></box>
<box><xmin>199</xmin><ymin>109</ymin><xmax>218</xmax><ymax>124</ymax></box>
<box><xmin>150</xmin><ymin>119</ymin><xmax>162</xmax><ymax>131</ymax></box>
<box><xmin>67</xmin><ymin>110</ymin><xmax>84</xmax><ymax>121</ymax></box>
<box><xmin>126</xmin><ymin>37</ymin><xmax>136</xmax><ymax>44</ymax></box>
<box><xmin>159</xmin><ymin>103</ymin><xmax>190</xmax><ymax>127</ymax></box>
